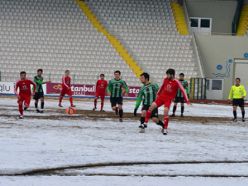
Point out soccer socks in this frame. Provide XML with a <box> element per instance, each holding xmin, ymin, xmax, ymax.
<box><xmin>119</xmin><ymin>109</ymin><xmax>123</xmax><ymax>118</ymax></box>
<box><xmin>100</xmin><ymin>98</ymin><xmax>104</xmax><ymax>111</ymax></box>
<box><xmin>59</xmin><ymin>96</ymin><xmax>63</xmax><ymax>104</ymax></box>
<box><xmin>140</xmin><ymin>117</ymin><xmax>145</xmax><ymax>124</ymax></box>
<box><xmin>41</xmin><ymin>101</ymin><xmax>44</xmax><ymax>110</ymax></box>
<box><xmin>145</xmin><ymin>110</ymin><xmax>152</xmax><ymax>123</ymax></box>
<box><xmin>233</xmin><ymin>111</ymin><xmax>237</xmax><ymax>119</ymax></box>
<box><xmin>18</xmin><ymin>104</ymin><xmax>23</xmax><ymax>116</ymax></box>
<box><xmin>35</xmin><ymin>101</ymin><xmax>38</xmax><ymax>109</ymax></box>
<box><xmin>241</xmin><ymin>108</ymin><xmax>245</xmax><ymax>119</ymax></box>
<box><xmin>181</xmin><ymin>106</ymin><xmax>184</xmax><ymax>114</ymax></box>
<box><xmin>163</xmin><ymin>116</ymin><xmax>169</xmax><ymax>129</ymax></box>
<box><xmin>156</xmin><ymin>120</ymin><xmax>164</xmax><ymax>127</ymax></box>
<box><xmin>94</xmin><ymin>98</ymin><xmax>97</xmax><ymax>109</ymax></box>
<box><xmin>172</xmin><ymin>105</ymin><xmax>177</xmax><ymax>114</ymax></box>
<box><xmin>69</xmin><ymin>97</ymin><xmax>73</xmax><ymax>106</ymax></box>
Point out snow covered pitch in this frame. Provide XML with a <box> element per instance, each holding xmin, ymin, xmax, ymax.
<box><xmin>0</xmin><ymin>97</ymin><xmax>248</xmax><ymax>186</ymax></box>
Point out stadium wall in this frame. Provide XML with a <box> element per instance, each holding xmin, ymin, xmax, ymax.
<box><xmin>195</xmin><ymin>34</ymin><xmax>248</xmax><ymax>99</ymax></box>
<box><xmin>186</xmin><ymin>0</ymin><xmax>237</xmax><ymax>34</ymax></box>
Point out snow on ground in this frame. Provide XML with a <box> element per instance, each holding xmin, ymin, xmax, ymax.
<box><xmin>0</xmin><ymin>97</ymin><xmax>248</xmax><ymax>185</ymax></box>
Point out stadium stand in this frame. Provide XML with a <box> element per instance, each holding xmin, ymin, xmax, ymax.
<box><xmin>0</xmin><ymin>0</ymin><xmax>201</xmax><ymax>86</ymax></box>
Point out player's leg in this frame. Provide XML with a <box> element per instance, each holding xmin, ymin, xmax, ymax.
<box><xmin>110</xmin><ymin>97</ymin><xmax>118</xmax><ymax>114</ymax></box>
<box><xmin>100</xmin><ymin>95</ymin><xmax>105</xmax><ymax>111</ymax></box>
<box><xmin>67</xmin><ymin>89</ymin><xmax>75</xmax><ymax>107</ymax></box>
<box><xmin>117</xmin><ymin>97</ymin><xmax>123</xmax><ymax>122</ymax></box>
<box><xmin>139</xmin><ymin>107</ymin><xmax>147</xmax><ymax>128</ymax></box>
<box><xmin>34</xmin><ymin>93</ymin><xmax>39</xmax><ymax>112</ymax></box>
<box><xmin>59</xmin><ymin>89</ymin><xmax>65</xmax><ymax>107</ymax></box>
<box><xmin>24</xmin><ymin>96</ymin><xmax>31</xmax><ymax>111</ymax></box>
<box><xmin>93</xmin><ymin>95</ymin><xmax>99</xmax><ymax>110</ymax></box>
<box><xmin>172</xmin><ymin>102</ymin><xmax>177</xmax><ymax>117</ymax></box>
<box><xmin>232</xmin><ymin>99</ymin><xmax>238</xmax><ymax>121</ymax></box>
<box><xmin>181</xmin><ymin>101</ymin><xmax>185</xmax><ymax>117</ymax></box>
<box><xmin>239</xmin><ymin>99</ymin><xmax>245</xmax><ymax>122</ymax></box>
<box><xmin>18</xmin><ymin>96</ymin><xmax>24</xmax><ymax>118</ymax></box>
<box><xmin>151</xmin><ymin>108</ymin><xmax>163</xmax><ymax>128</ymax></box>
<box><xmin>40</xmin><ymin>96</ymin><xmax>44</xmax><ymax>113</ymax></box>
<box><xmin>162</xmin><ymin>107</ymin><xmax>170</xmax><ymax>135</ymax></box>
<box><xmin>145</xmin><ymin>97</ymin><xmax>164</xmax><ymax>123</ymax></box>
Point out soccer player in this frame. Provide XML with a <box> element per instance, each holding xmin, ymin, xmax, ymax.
<box><xmin>15</xmin><ymin>71</ymin><xmax>36</xmax><ymax>119</ymax></box>
<box><xmin>33</xmin><ymin>69</ymin><xmax>50</xmax><ymax>113</ymax></box>
<box><xmin>58</xmin><ymin>70</ymin><xmax>75</xmax><ymax>107</ymax></box>
<box><xmin>228</xmin><ymin>78</ymin><xmax>246</xmax><ymax>122</ymax></box>
<box><xmin>93</xmin><ymin>74</ymin><xmax>108</xmax><ymax>111</ymax></box>
<box><xmin>134</xmin><ymin>72</ymin><xmax>164</xmax><ymax>132</ymax></box>
<box><xmin>107</xmin><ymin>70</ymin><xmax>129</xmax><ymax>122</ymax></box>
<box><xmin>171</xmin><ymin>73</ymin><xmax>189</xmax><ymax>117</ymax></box>
<box><xmin>143</xmin><ymin>69</ymin><xmax>190</xmax><ymax>135</ymax></box>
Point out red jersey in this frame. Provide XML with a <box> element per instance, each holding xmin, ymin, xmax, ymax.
<box><xmin>96</xmin><ymin>79</ymin><xmax>108</xmax><ymax>94</ymax></box>
<box><xmin>15</xmin><ymin>79</ymin><xmax>36</xmax><ymax>96</ymax></box>
<box><xmin>62</xmin><ymin>76</ymin><xmax>71</xmax><ymax>89</ymax></box>
<box><xmin>157</xmin><ymin>78</ymin><xmax>189</xmax><ymax>103</ymax></box>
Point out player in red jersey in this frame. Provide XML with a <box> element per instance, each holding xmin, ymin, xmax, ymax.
<box><xmin>15</xmin><ymin>71</ymin><xmax>36</xmax><ymax>119</ymax></box>
<box><xmin>58</xmin><ymin>70</ymin><xmax>75</xmax><ymax>107</ymax></box>
<box><xmin>93</xmin><ymin>74</ymin><xmax>108</xmax><ymax>111</ymax></box>
<box><xmin>143</xmin><ymin>69</ymin><xmax>190</xmax><ymax>135</ymax></box>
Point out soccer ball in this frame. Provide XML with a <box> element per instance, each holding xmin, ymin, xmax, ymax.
<box><xmin>65</xmin><ymin>107</ymin><xmax>76</xmax><ymax>115</ymax></box>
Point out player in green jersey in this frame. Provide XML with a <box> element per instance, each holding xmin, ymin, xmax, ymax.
<box><xmin>33</xmin><ymin>69</ymin><xmax>50</xmax><ymax>113</ymax></box>
<box><xmin>171</xmin><ymin>73</ymin><xmax>189</xmax><ymax>117</ymax></box>
<box><xmin>107</xmin><ymin>70</ymin><xmax>129</xmax><ymax>122</ymax></box>
<box><xmin>134</xmin><ymin>73</ymin><xmax>164</xmax><ymax>132</ymax></box>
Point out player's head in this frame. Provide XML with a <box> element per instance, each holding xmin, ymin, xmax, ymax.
<box><xmin>37</xmin><ymin>69</ymin><xmax>43</xmax><ymax>76</ymax></box>
<box><xmin>100</xmin><ymin>74</ymin><xmax>105</xmax><ymax>80</ymax></box>
<box><xmin>20</xmin><ymin>71</ymin><xmax>26</xmax><ymax>80</ymax></box>
<box><xmin>179</xmin><ymin>73</ymin><xmax>184</xmax><ymax>80</ymax></box>
<box><xmin>166</xmin><ymin>68</ymin><xmax>175</xmax><ymax>79</ymax></box>
<box><xmin>114</xmin><ymin>70</ymin><xmax>121</xmax><ymax>80</ymax></box>
<box><xmin>140</xmin><ymin>72</ymin><xmax>149</xmax><ymax>84</ymax></box>
<box><xmin>65</xmin><ymin>70</ymin><xmax>70</xmax><ymax>76</ymax></box>
<box><xmin>235</xmin><ymin>77</ymin><xmax>241</xmax><ymax>86</ymax></box>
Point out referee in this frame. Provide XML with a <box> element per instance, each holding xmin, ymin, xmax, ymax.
<box><xmin>228</xmin><ymin>78</ymin><xmax>247</xmax><ymax>122</ymax></box>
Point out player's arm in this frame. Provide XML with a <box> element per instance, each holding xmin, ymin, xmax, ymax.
<box><xmin>30</xmin><ymin>80</ymin><xmax>36</xmax><ymax>94</ymax></box>
<box><xmin>134</xmin><ymin>88</ymin><xmax>143</xmax><ymax>116</ymax></box>
<box><xmin>122</xmin><ymin>80</ymin><xmax>129</xmax><ymax>95</ymax></box>
<box><xmin>157</xmin><ymin>79</ymin><xmax>165</xmax><ymax>96</ymax></box>
<box><xmin>228</xmin><ymin>86</ymin><xmax>233</xmax><ymax>100</ymax></box>
<box><xmin>14</xmin><ymin>81</ymin><xmax>20</xmax><ymax>96</ymax></box>
<box><xmin>176</xmin><ymin>79</ymin><xmax>190</xmax><ymax>104</ymax></box>
<box><xmin>242</xmin><ymin>85</ymin><xmax>247</xmax><ymax>98</ymax></box>
<box><xmin>62</xmin><ymin>76</ymin><xmax>70</xmax><ymax>89</ymax></box>
<box><xmin>107</xmin><ymin>80</ymin><xmax>112</xmax><ymax>95</ymax></box>
<box><xmin>95</xmin><ymin>80</ymin><xmax>99</xmax><ymax>94</ymax></box>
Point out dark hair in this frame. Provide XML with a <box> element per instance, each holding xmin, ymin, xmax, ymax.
<box><xmin>20</xmin><ymin>71</ymin><xmax>26</xmax><ymax>75</ymax></box>
<box><xmin>65</xmin><ymin>70</ymin><xmax>70</xmax><ymax>73</ymax></box>
<box><xmin>100</xmin><ymin>74</ymin><xmax>105</xmax><ymax>77</ymax></box>
<box><xmin>37</xmin><ymin>69</ymin><xmax>43</xmax><ymax>73</ymax></box>
<box><xmin>140</xmin><ymin>72</ymin><xmax>150</xmax><ymax>81</ymax></box>
<box><xmin>179</xmin><ymin>73</ymin><xmax>184</xmax><ymax>77</ymax></box>
<box><xmin>166</xmin><ymin>68</ymin><xmax>175</xmax><ymax>76</ymax></box>
<box><xmin>114</xmin><ymin>70</ymin><xmax>121</xmax><ymax>75</ymax></box>
<box><xmin>236</xmin><ymin>77</ymin><xmax>241</xmax><ymax>81</ymax></box>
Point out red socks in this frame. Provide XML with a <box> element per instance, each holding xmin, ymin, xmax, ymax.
<box><xmin>163</xmin><ymin>116</ymin><xmax>169</xmax><ymax>129</ymax></box>
<box><xmin>145</xmin><ymin>110</ymin><xmax>152</xmax><ymax>123</ymax></box>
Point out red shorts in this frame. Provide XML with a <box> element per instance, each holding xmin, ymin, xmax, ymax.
<box><xmin>95</xmin><ymin>92</ymin><xmax>105</xmax><ymax>99</ymax></box>
<box><xmin>18</xmin><ymin>95</ymin><xmax>31</xmax><ymax>107</ymax></box>
<box><xmin>154</xmin><ymin>96</ymin><xmax>172</xmax><ymax>109</ymax></box>
<box><xmin>60</xmin><ymin>88</ymin><xmax>72</xmax><ymax>97</ymax></box>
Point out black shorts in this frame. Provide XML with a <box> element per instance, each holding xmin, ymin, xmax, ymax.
<box><xmin>232</xmin><ymin>99</ymin><xmax>244</xmax><ymax>107</ymax></box>
<box><xmin>174</xmin><ymin>97</ymin><xmax>185</xmax><ymax>103</ymax></box>
<box><xmin>33</xmin><ymin>92</ymin><xmax>44</xmax><ymax>100</ymax></box>
<box><xmin>110</xmin><ymin>97</ymin><xmax>123</xmax><ymax>107</ymax></box>
<box><xmin>142</xmin><ymin>105</ymin><xmax>159</xmax><ymax>118</ymax></box>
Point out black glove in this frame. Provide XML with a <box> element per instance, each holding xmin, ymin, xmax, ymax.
<box><xmin>134</xmin><ymin>108</ymin><xmax>138</xmax><ymax>116</ymax></box>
